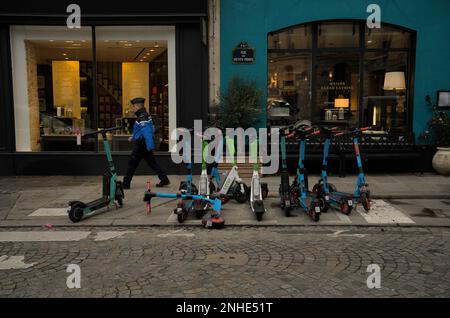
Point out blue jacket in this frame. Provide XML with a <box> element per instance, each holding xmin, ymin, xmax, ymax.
<box><xmin>131</xmin><ymin>108</ymin><xmax>154</xmax><ymax>151</ymax></box>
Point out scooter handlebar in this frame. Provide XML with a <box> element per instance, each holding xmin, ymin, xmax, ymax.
<box><xmin>83</xmin><ymin>126</ymin><xmax>122</xmax><ymax>137</ymax></box>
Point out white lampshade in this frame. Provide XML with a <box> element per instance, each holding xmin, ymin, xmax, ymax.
<box><xmin>383</xmin><ymin>72</ymin><xmax>406</xmax><ymax>90</ymax></box>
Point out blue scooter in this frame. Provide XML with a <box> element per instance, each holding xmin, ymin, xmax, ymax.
<box><xmin>144</xmin><ymin>182</ymin><xmax>225</xmax><ymax>229</ymax></box>
<box><xmin>312</xmin><ymin>127</ymin><xmax>354</xmax><ymax>215</ymax></box>
<box><xmin>290</xmin><ymin>126</ymin><xmax>323</xmax><ymax>222</ymax></box>
<box><xmin>313</xmin><ymin>127</ymin><xmax>371</xmax><ymax>212</ymax></box>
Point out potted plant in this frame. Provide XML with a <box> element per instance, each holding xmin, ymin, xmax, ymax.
<box><xmin>42</xmin><ymin>117</ymin><xmax>52</xmax><ymax>136</ymax></box>
<box><xmin>422</xmin><ymin>95</ymin><xmax>450</xmax><ymax>175</ymax></box>
<box><xmin>214</xmin><ymin>76</ymin><xmax>263</xmax><ymax>129</ymax></box>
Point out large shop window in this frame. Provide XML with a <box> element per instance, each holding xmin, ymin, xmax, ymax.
<box><xmin>10</xmin><ymin>26</ymin><xmax>176</xmax><ymax>152</ymax></box>
<box><xmin>267</xmin><ymin>21</ymin><xmax>415</xmax><ymax>133</ymax></box>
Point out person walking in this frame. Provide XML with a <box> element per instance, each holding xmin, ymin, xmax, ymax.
<box><xmin>122</xmin><ymin>97</ymin><xmax>170</xmax><ymax>189</ymax></box>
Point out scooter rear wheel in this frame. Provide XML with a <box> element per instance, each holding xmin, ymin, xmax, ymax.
<box><xmin>361</xmin><ymin>192</ymin><xmax>371</xmax><ymax>211</ymax></box>
<box><xmin>68</xmin><ymin>206</ymin><xmax>84</xmax><ymax>223</ymax></box>
<box><xmin>319</xmin><ymin>198</ymin><xmax>329</xmax><ymax>213</ymax></box>
<box><xmin>340</xmin><ymin>199</ymin><xmax>353</xmax><ymax>215</ymax></box>
<box><xmin>234</xmin><ymin>185</ymin><xmax>248</xmax><ymax>204</ymax></box>
<box><xmin>309</xmin><ymin>209</ymin><xmax>320</xmax><ymax>222</ymax></box>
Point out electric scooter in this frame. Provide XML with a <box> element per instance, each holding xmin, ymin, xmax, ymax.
<box><xmin>342</xmin><ymin>127</ymin><xmax>371</xmax><ymax>211</ymax></box>
<box><xmin>68</xmin><ymin>127</ymin><xmax>125</xmax><ymax>223</ymax></box>
<box><xmin>216</xmin><ymin>135</ymin><xmax>249</xmax><ymax>204</ymax></box>
<box><xmin>312</xmin><ymin>127</ymin><xmax>354</xmax><ymax>215</ymax></box>
<box><xmin>249</xmin><ymin>137</ymin><xmax>269</xmax><ymax>221</ymax></box>
<box><xmin>192</xmin><ymin>138</ymin><xmax>213</xmax><ymax>217</ymax></box>
<box><xmin>290</xmin><ymin>126</ymin><xmax>323</xmax><ymax>222</ymax></box>
<box><xmin>144</xmin><ymin>183</ymin><xmax>225</xmax><ymax>229</ymax></box>
<box><xmin>278</xmin><ymin>121</ymin><xmax>311</xmax><ymax>217</ymax></box>
<box><xmin>176</xmin><ymin>129</ymin><xmax>200</xmax><ymax>223</ymax></box>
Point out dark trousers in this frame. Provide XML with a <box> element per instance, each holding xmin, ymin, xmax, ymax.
<box><xmin>123</xmin><ymin>139</ymin><xmax>168</xmax><ymax>186</ymax></box>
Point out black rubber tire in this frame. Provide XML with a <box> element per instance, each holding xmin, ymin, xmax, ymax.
<box><xmin>256</xmin><ymin>213</ymin><xmax>263</xmax><ymax>221</ymax></box>
<box><xmin>340</xmin><ymin>200</ymin><xmax>352</xmax><ymax>215</ymax></box>
<box><xmin>177</xmin><ymin>213</ymin><xmax>185</xmax><ymax>224</ymax></box>
<box><xmin>195</xmin><ymin>210</ymin><xmax>205</xmax><ymax>219</ymax></box>
<box><xmin>319</xmin><ymin>198</ymin><xmax>329</xmax><ymax>213</ymax></box>
<box><xmin>234</xmin><ymin>185</ymin><xmax>248</xmax><ymax>204</ymax></box>
<box><xmin>68</xmin><ymin>206</ymin><xmax>84</xmax><ymax>223</ymax></box>
<box><xmin>310</xmin><ymin>210</ymin><xmax>320</xmax><ymax>222</ymax></box>
<box><xmin>361</xmin><ymin>192</ymin><xmax>371</xmax><ymax>211</ymax></box>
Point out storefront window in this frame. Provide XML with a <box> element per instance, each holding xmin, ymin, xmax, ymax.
<box><xmin>267</xmin><ymin>52</ymin><xmax>311</xmax><ymax>126</ymax></box>
<box><xmin>11</xmin><ymin>26</ymin><xmax>94</xmax><ymax>152</ymax></box>
<box><xmin>268</xmin><ymin>24</ymin><xmax>313</xmax><ymax>50</ymax></box>
<box><xmin>362</xmin><ymin>52</ymin><xmax>409</xmax><ymax>132</ymax></box>
<box><xmin>318</xmin><ymin>21</ymin><xmax>359</xmax><ymax>48</ymax></box>
<box><xmin>315</xmin><ymin>52</ymin><xmax>359</xmax><ymax>127</ymax></box>
<box><xmin>267</xmin><ymin>21</ymin><xmax>414</xmax><ymax>132</ymax></box>
<box><xmin>11</xmin><ymin>25</ymin><xmax>176</xmax><ymax>153</ymax></box>
<box><xmin>95</xmin><ymin>27</ymin><xmax>169</xmax><ymax>152</ymax></box>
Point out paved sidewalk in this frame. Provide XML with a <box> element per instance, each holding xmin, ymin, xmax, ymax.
<box><xmin>0</xmin><ymin>173</ymin><xmax>449</xmax><ymax>228</ymax></box>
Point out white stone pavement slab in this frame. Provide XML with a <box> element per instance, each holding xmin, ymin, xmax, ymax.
<box><xmin>93</xmin><ymin>231</ymin><xmax>135</xmax><ymax>241</ymax></box>
<box><xmin>29</xmin><ymin>208</ymin><xmax>68</xmax><ymax>217</ymax></box>
<box><xmin>0</xmin><ymin>231</ymin><xmax>90</xmax><ymax>242</ymax></box>
<box><xmin>358</xmin><ymin>200</ymin><xmax>415</xmax><ymax>224</ymax></box>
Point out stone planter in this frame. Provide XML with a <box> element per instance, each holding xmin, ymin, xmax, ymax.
<box><xmin>432</xmin><ymin>147</ymin><xmax>450</xmax><ymax>176</ymax></box>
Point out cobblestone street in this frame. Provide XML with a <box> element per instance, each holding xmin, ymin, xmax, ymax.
<box><xmin>1</xmin><ymin>226</ymin><xmax>449</xmax><ymax>298</ymax></box>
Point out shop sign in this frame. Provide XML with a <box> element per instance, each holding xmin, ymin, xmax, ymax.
<box><xmin>232</xmin><ymin>42</ymin><xmax>255</xmax><ymax>64</ymax></box>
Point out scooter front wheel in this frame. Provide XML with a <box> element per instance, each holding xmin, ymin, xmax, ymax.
<box><xmin>361</xmin><ymin>192</ymin><xmax>371</xmax><ymax>212</ymax></box>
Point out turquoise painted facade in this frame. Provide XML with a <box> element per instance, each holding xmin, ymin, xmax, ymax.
<box><xmin>220</xmin><ymin>0</ymin><xmax>450</xmax><ymax>141</ymax></box>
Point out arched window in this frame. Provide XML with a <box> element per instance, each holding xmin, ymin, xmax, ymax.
<box><xmin>267</xmin><ymin>20</ymin><xmax>415</xmax><ymax>133</ymax></box>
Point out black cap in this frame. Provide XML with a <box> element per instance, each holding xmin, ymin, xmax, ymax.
<box><xmin>130</xmin><ymin>97</ymin><xmax>146</xmax><ymax>105</ymax></box>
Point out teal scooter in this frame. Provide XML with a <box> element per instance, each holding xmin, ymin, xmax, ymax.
<box><xmin>68</xmin><ymin>127</ymin><xmax>125</xmax><ymax>222</ymax></box>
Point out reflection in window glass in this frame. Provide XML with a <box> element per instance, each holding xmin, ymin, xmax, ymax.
<box><xmin>315</xmin><ymin>52</ymin><xmax>360</xmax><ymax>127</ymax></box>
<box><xmin>366</xmin><ymin>25</ymin><xmax>410</xmax><ymax>49</ymax></box>
<box><xmin>318</xmin><ymin>22</ymin><xmax>359</xmax><ymax>48</ymax></box>
<box><xmin>95</xmin><ymin>34</ymin><xmax>169</xmax><ymax>152</ymax></box>
<box><xmin>12</xmin><ymin>26</ymin><xmax>95</xmax><ymax>152</ymax></box>
<box><xmin>267</xmin><ymin>21</ymin><xmax>414</xmax><ymax>133</ymax></box>
<box><xmin>267</xmin><ymin>52</ymin><xmax>312</xmax><ymax>127</ymax></box>
<box><xmin>268</xmin><ymin>24</ymin><xmax>313</xmax><ymax>50</ymax></box>
<box><xmin>362</xmin><ymin>52</ymin><xmax>409</xmax><ymax>132</ymax></box>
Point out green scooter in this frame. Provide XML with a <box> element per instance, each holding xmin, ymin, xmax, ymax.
<box><xmin>68</xmin><ymin>127</ymin><xmax>125</xmax><ymax>222</ymax></box>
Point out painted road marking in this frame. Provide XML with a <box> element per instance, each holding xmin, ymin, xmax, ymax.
<box><xmin>327</xmin><ymin>230</ymin><xmax>366</xmax><ymax>238</ymax></box>
<box><xmin>0</xmin><ymin>255</ymin><xmax>36</xmax><ymax>270</ymax></box>
<box><xmin>29</xmin><ymin>208</ymin><xmax>67</xmax><ymax>217</ymax></box>
<box><xmin>158</xmin><ymin>230</ymin><xmax>195</xmax><ymax>238</ymax></box>
<box><xmin>94</xmin><ymin>231</ymin><xmax>135</xmax><ymax>241</ymax></box>
<box><xmin>358</xmin><ymin>200</ymin><xmax>415</xmax><ymax>224</ymax></box>
<box><xmin>0</xmin><ymin>231</ymin><xmax>90</xmax><ymax>242</ymax></box>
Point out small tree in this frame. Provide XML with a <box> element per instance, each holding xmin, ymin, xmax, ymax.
<box><xmin>215</xmin><ymin>76</ymin><xmax>263</xmax><ymax>129</ymax></box>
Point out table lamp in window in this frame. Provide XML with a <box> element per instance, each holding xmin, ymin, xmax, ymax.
<box><xmin>334</xmin><ymin>96</ymin><xmax>349</xmax><ymax>120</ymax></box>
<box><xmin>383</xmin><ymin>71</ymin><xmax>406</xmax><ymax>113</ymax></box>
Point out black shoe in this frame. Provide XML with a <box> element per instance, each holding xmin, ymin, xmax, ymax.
<box><xmin>156</xmin><ymin>179</ymin><xmax>170</xmax><ymax>188</ymax></box>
